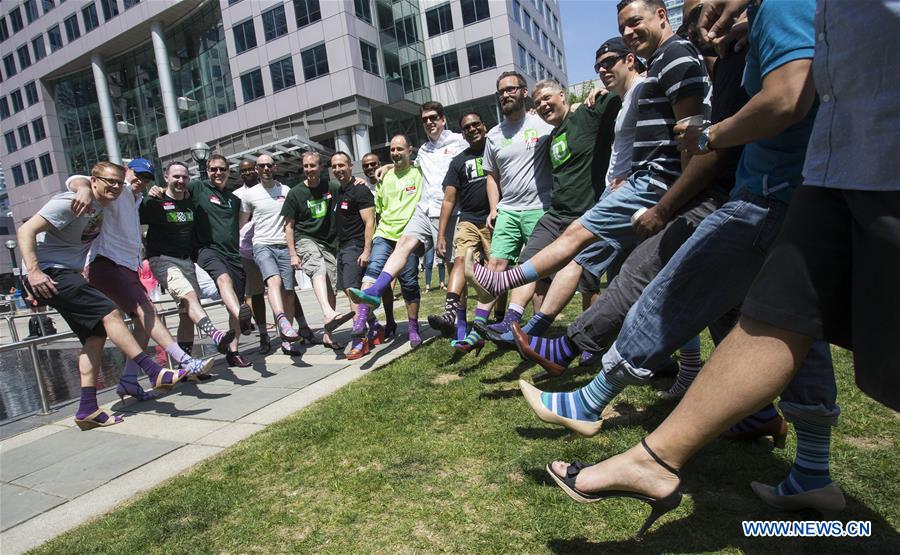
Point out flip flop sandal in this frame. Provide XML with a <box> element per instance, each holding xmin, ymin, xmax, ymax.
<box><xmin>324</xmin><ymin>312</ymin><xmax>356</xmax><ymax>333</ymax></box>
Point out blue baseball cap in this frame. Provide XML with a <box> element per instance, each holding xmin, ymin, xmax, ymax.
<box><xmin>128</xmin><ymin>158</ymin><xmax>155</xmax><ymax>174</ymax></box>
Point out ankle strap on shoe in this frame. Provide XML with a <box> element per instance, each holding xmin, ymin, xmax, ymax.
<box><xmin>641</xmin><ymin>438</ymin><xmax>680</xmax><ymax>477</ymax></box>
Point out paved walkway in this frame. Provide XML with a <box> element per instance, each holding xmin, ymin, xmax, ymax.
<box><xmin>0</xmin><ymin>292</ymin><xmax>420</xmax><ymax>554</ymax></box>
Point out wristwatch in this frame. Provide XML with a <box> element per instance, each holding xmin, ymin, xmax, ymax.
<box><xmin>696</xmin><ymin>125</ymin><xmax>714</xmax><ymax>153</ymax></box>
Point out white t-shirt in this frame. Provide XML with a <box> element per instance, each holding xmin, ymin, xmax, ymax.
<box><xmin>605</xmin><ymin>76</ymin><xmax>646</xmax><ymax>187</ymax></box>
<box><xmin>239</xmin><ymin>181</ymin><xmax>290</xmax><ymax>246</ymax></box>
<box><xmin>415</xmin><ymin>129</ymin><xmax>468</xmax><ymax>217</ymax></box>
<box><xmin>66</xmin><ymin>174</ymin><xmax>143</xmax><ymax>270</ymax></box>
<box><xmin>483</xmin><ymin>112</ymin><xmax>555</xmax><ymax>211</ymax></box>
<box><xmin>232</xmin><ymin>183</ymin><xmax>257</xmax><ymax>259</ymax></box>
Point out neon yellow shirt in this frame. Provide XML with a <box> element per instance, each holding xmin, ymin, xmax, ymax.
<box><xmin>374</xmin><ymin>166</ymin><xmax>423</xmax><ymax>241</ymax></box>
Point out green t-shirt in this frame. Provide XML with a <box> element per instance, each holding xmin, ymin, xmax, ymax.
<box><xmin>374</xmin><ymin>166</ymin><xmax>423</xmax><ymax>241</ymax></box>
<box><xmin>187</xmin><ymin>180</ymin><xmax>241</xmax><ymax>263</ymax></box>
<box><xmin>281</xmin><ymin>178</ymin><xmax>340</xmax><ymax>248</ymax></box>
<box><xmin>140</xmin><ymin>193</ymin><xmax>196</xmax><ymax>259</ymax></box>
<box><xmin>547</xmin><ymin>93</ymin><xmax>622</xmax><ymax>219</ymax></box>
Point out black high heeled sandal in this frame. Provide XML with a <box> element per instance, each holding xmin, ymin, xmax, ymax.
<box><xmin>546</xmin><ymin>438</ymin><xmax>682</xmax><ymax>541</ymax></box>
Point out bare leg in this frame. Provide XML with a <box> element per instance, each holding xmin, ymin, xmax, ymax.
<box><xmin>379</xmin><ymin>235</ymin><xmax>422</xmax><ymax>281</ymax></box>
<box><xmin>215</xmin><ymin>273</ymin><xmax>242</xmax><ymax>352</ymax></box>
<box><xmin>535</xmin><ymin>261</ymin><xmax>584</xmax><ymax>318</ymax></box>
<box><xmin>79</xmin><ymin>336</ymin><xmax>104</xmax><ymax>388</ymax></box>
<box><xmin>265</xmin><ymin>275</ymin><xmax>287</xmax><ymax>315</ymax></box>
<box><xmin>448</xmin><ymin>255</ymin><xmax>466</xmax><ymax>295</ymax></box>
<box><xmin>552</xmin><ymin>317</ymin><xmax>811</xmax><ymax>499</ymax></box>
<box><xmin>101</xmin><ymin>310</ymin><xmax>152</xmax><ymax>359</ymax></box>
<box><xmin>311</xmin><ymin>274</ymin><xmax>338</xmax><ymax>321</ymax></box>
<box><xmin>134</xmin><ymin>301</ymin><xmax>180</xmax><ymax>350</ymax></box>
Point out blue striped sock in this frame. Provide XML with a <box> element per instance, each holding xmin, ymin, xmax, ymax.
<box><xmin>527</xmin><ymin>333</ymin><xmax>579</xmax><ymax>367</ymax></box>
<box><xmin>776</xmin><ymin>421</ymin><xmax>832</xmax><ymax>495</ymax></box>
<box><xmin>539</xmin><ymin>370</ymin><xmax>628</xmax><ymax>422</ymax></box>
<box><xmin>730</xmin><ymin>403</ymin><xmax>778</xmax><ymax>434</ymax></box>
<box><xmin>522</xmin><ymin>312</ymin><xmax>554</xmax><ymax>336</ymax></box>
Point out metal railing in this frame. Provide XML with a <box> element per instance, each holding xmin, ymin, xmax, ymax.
<box><xmin>0</xmin><ymin>299</ymin><xmax>224</xmax><ymax>416</ymax></box>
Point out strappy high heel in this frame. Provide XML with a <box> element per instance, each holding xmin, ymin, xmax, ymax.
<box><xmin>75</xmin><ymin>409</ymin><xmax>124</xmax><ymax>430</ymax></box>
<box><xmin>451</xmin><ymin>336</ymin><xmax>484</xmax><ymax>356</ymax></box>
<box><xmin>546</xmin><ymin>438</ymin><xmax>682</xmax><ymax>541</ymax></box>
<box><xmin>116</xmin><ymin>378</ymin><xmax>159</xmax><ymax>403</ymax></box>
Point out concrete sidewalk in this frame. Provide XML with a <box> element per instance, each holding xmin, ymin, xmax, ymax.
<box><xmin>0</xmin><ymin>292</ymin><xmax>420</xmax><ymax>554</ymax></box>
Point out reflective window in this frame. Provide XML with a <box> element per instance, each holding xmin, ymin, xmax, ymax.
<box><xmin>25</xmin><ymin>81</ymin><xmax>39</xmax><ymax>105</ymax></box>
<box><xmin>0</xmin><ymin>18</ymin><xmax>8</xmax><ymax>43</ymax></box>
<box><xmin>123</xmin><ymin>0</ymin><xmax>140</xmax><ymax>9</ymax></box>
<box><xmin>460</xmin><ymin>0</ymin><xmax>489</xmax><ymax>25</ymax></box>
<box><xmin>240</xmin><ymin>68</ymin><xmax>264</xmax><ymax>101</ymax></box>
<box><xmin>4</xmin><ymin>131</ymin><xmax>16</xmax><ymax>154</ymax></box>
<box><xmin>395</xmin><ymin>15</ymin><xmax>418</xmax><ymax>47</ymax></box>
<box><xmin>33</xmin><ymin>118</ymin><xmax>46</xmax><ymax>140</ymax></box>
<box><xmin>40</xmin><ymin>153</ymin><xmax>53</xmax><ymax>176</ymax></box>
<box><xmin>25</xmin><ymin>159</ymin><xmax>38</xmax><ymax>182</ymax></box>
<box><xmin>400</xmin><ymin>61</ymin><xmax>424</xmax><ymax>93</ymax></box>
<box><xmin>360</xmin><ymin>40</ymin><xmax>379</xmax><ymax>75</ymax></box>
<box><xmin>512</xmin><ymin>0</ymin><xmax>521</xmax><ymax>25</ymax></box>
<box><xmin>269</xmin><ymin>57</ymin><xmax>295</xmax><ymax>92</ymax></box>
<box><xmin>17</xmin><ymin>45</ymin><xmax>31</xmax><ymax>70</ymax></box>
<box><xmin>10</xmin><ymin>89</ymin><xmax>24</xmax><ymax>112</ymax></box>
<box><xmin>82</xmin><ymin>3</ymin><xmax>100</xmax><ymax>32</ymax></box>
<box><xmin>292</xmin><ymin>0</ymin><xmax>321</xmax><ymax>28</ymax></box>
<box><xmin>42</xmin><ymin>0</ymin><xmax>55</xmax><ymax>15</ymax></box>
<box><xmin>32</xmin><ymin>35</ymin><xmax>46</xmax><ymax>61</ymax></box>
<box><xmin>432</xmin><ymin>50</ymin><xmax>459</xmax><ymax>84</ymax></box>
<box><xmin>3</xmin><ymin>54</ymin><xmax>16</xmax><ymax>78</ymax></box>
<box><xmin>354</xmin><ymin>0</ymin><xmax>372</xmax><ymax>24</ymax></box>
<box><xmin>9</xmin><ymin>8</ymin><xmax>23</xmax><ymax>33</ymax></box>
<box><xmin>100</xmin><ymin>0</ymin><xmax>119</xmax><ymax>20</ymax></box>
<box><xmin>47</xmin><ymin>25</ymin><xmax>62</xmax><ymax>51</ymax></box>
<box><xmin>11</xmin><ymin>165</ymin><xmax>25</xmax><ymax>187</ymax></box>
<box><xmin>301</xmin><ymin>43</ymin><xmax>328</xmax><ymax>80</ymax></box>
<box><xmin>261</xmin><ymin>5</ymin><xmax>288</xmax><ymax>41</ymax></box>
<box><xmin>64</xmin><ymin>14</ymin><xmax>80</xmax><ymax>42</ymax></box>
<box><xmin>0</xmin><ymin>97</ymin><xmax>9</xmax><ymax>119</ymax></box>
<box><xmin>466</xmin><ymin>39</ymin><xmax>495</xmax><ymax>73</ymax></box>
<box><xmin>425</xmin><ymin>4</ymin><xmax>453</xmax><ymax>37</ymax></box>
<box><xmin>517</xmin><ymin>43</ymin><xmax>527</xmax><ymax>69</ymax></box>
<box><xmin>233</xmin><ymin>19</ymin><xmax>256</xmax><ymax>53</ymax></box>
<box><xmin>24</xmin><ymin>0</ymin><xmax>39</xmax><ymax>24</ymax></box>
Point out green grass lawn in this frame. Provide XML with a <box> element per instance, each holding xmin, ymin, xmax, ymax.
<box><xmin>32</xmin><ymin>282</ymin><xmax>900</xmax><ymax>553</ymax></box>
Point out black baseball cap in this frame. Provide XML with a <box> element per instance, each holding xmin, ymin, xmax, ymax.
<box><xmin>595</xmin><ymin>37</ymin><xmax>645</xmax><ymax>72</ymax></box>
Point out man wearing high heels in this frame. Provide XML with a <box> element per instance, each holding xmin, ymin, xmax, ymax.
<box><xmin>18</xmin><ymin>162</ymin><xmax>188</xmax><ymax>430</ymax></box>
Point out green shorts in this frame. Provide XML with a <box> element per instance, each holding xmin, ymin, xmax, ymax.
<box><xmin>489</xmin><ymin>208</ymin><xmax>546</xmax><ymax>262</ymax></box>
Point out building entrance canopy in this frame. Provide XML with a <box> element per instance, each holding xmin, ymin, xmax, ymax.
<box><xmin>187</xmin><ymin>134</ymin><xmax>332</xmax><ymax>178</ymax></box>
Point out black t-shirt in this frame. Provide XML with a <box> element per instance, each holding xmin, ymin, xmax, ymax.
<box><xmin>187</xmin><ymin>180</ymin><xmax>240</xmax><ymax>263</ymax></box>
<box><xmin>334</xmin><ymin>182</ymin><xmax>375</xmax><ymax>246</ymax></box>
<box><xmin>443</xmin><ymin>145</ymin><xmax>489</xmax><ymax>225</ymax></box>
<box><xmin>709</xmin><ymin>47</ymin><xmax>750</xmax><ymax>194</ymax></box>
<box><xmin>281</xmin><ymin>178</ymin><xmax>340</xmax><ymax>248</ymax></box>
<box><xmin>140</xmin><ymin>193</ymin><xmax>195</xmax><ymax>259</ymax></box>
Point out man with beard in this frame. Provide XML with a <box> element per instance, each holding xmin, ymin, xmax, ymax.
<box><xmin>347</xmin><ymin>102</ymin><xmax>467</xmax><ymax>347</ymax></box>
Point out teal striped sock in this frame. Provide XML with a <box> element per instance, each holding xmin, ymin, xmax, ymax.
<box><xmin>775</xmin><ymin>420</ymin><xmax>832</xmax><ymax>495</ymax></box>
<box><xmin>540</xmin><ymin>370</ymin><xmax>628</xmax><ymax>422</ymax></box>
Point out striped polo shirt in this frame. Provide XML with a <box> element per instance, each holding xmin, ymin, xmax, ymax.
<box><xmin>632</xmin><ymin>35</ymin><xmax>711</xmax><ymax>190</ymax></box>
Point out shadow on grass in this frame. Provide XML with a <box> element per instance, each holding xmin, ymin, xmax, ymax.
<box><xmin>480</xmin><ymin>360</ymin><xmax>534</xmax><ymax>384</ymax></box>
<box><xmin>359</xmin><ymin>336</ymin><xmax>408</xmax><ymax>370</ymax></box>
<box><xmin>516</xmin><ymin>426</ymin><xmax>572</xmax><ymax>440</ymax></box>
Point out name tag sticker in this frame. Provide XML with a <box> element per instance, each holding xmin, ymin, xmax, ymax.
<box><xmin>340</xmin><ymin>201</ymin><xmax>349</xmax><ymax>210</ymax></box>
<box><xmin>163</xmin><ymin>202</ymin><xmax>175</xmax><ymax>210</ymax></box>
<box><xmin>209</xmin><ymin>196</ymin><xmax>221</xmax><ymax>205</ymax></box>
<box><xmin>405</xmin><ymin>186</ymin><xmax>417</xmax><ymax>195</ymax></box>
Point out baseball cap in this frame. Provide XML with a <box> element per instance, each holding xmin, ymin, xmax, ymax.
<box><xmin>128</xmin><ymin>158</ymin><xmax>155</xmax><ymax>175</ymax></box>
<box><xmin>594</xmin><ymin>37</ymin><xmax>646</xmax><ymax>73</ymax></box>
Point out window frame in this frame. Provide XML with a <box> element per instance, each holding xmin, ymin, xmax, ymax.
<box><xmin>31</xmin><ymin>34</ymin><xmax>46</xmax><ymax>61</ymax></box>
<box><xmin>47</xmin><ymin>25</ymin><xmax>62</xmax><ymax>51</ymax></box>
<box><xmin>359</xmin><ymin>39</ymin><xmax>379</xmax><ymax>75</ymax></box>
<box><xmin>431</xmin><ymin>49</ymin><xmax>460</xmax><ymax>84</ymax></box>
<box><xmin>261</xmin><ymin>5</ymin><xmax>288</xmax><ymax>42</ymax></box>
<box><xmin>300</xmin><ymin>43</ymin><xmax>329</xmax><ymax>80</ymax></box>
<box><xmin>269</xmin><ymin>56</ymin><xmax>296</xmax><ymax>92</ymax></box>
<box><xmin>39</xmin><ymin>152</ymin><xmax>53</xmax><ymax>176</ymax></box>
<box><xmin>32</xmin><ymin>118</ymin><xmax>46</xmax><ymax>141</ymax></box>
<box><xmin>425</xmin><ymin>3</ymin><xmax>453</xmax><ymax>37</ymax></box>
<box><xmin>460</xmin><ymin>0</ymin><xmax>490</xmax><ymax>26</ymax></box>
<box><xmin>64</xmin><ymin>14</ymin><xmax>81</xmax><ymax>42</ymax></box>
<box><xmin>240</xmin><ymin>68</ymin><xmax>265</xmax><ymax>103</ymax></box>
<box><xmin>25</xmin><ymin>158</ymin><xmax>39</xmax><ymax>182</ymax></box>
<box><xmin>354</xmin><ymin>0</ymin><xmax>372</xmax><ymax>24</ymax></box>
<box><xmin>293</xmin><ymin>0</ymin><xmax>322</xmax><ymax>29</ymax></box>
<box><xmin>100</xmin><ymin>0</ymin><xmax>119</xmax><ymax>21</ymax></box>
<box><xmin>465</xmin><ymin>39</ymin><xmax>496</xmax><ymax>74</ymax></box>
<box><xmin>11</xmin><ymin>165</ymin><xmax>25</xmax><ymax>187</ymax></box>
<box><xmin>232</xmin><ymin>18</ymin><xmax>257</xmax><ymax>54</ymax></box>
<box><xmin>4</xmin><ymin>131</ymin><xmax>17</xmax><ymax>154</ymax></box>
<box><xmin>24</xmin><ymin>81</ymin><xmax>38</xmax><ymax>105</ymax></box>
<box><xmin>82</xmin><ymin>3</ymin><xmax>100</xmax><ymax>33</ymax></box>
<box><xmin>17</xmin><ymin>44</ymin><xmax>31</xmax><ymax>70</ymax></box>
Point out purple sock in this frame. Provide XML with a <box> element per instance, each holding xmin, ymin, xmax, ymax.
<box><xmin>121</xmin><ymin>359</ymin><xmax>141</xmax><ymax>380</ymax></box>
<box><xmin>353</xmin><ymin>303</ymin><xmax>371</xmax><ymax>335</ymax></box>
<box><xmin>475</xmin><ymin>307</ymin><xmax>490</xmax><ymax>321</ymax></box>
<box><xmin>76</xmin><ymin>387</ymin><xmax>100</xmax><ymax>420</ymax></box>
<box><xmin>364</xmin><ymin>272</ymin><xmax>394</xmax><ymax>297</ymax></box>
<box><xmin>164</xmin><ymin>343</ymin><xmax>191</xmax><ymax>366</ymax></box>
<box><xmin>134</xmin><ymin>352</ymin><xmax>163</xmax><ymax>382</ymax></box>
<box><xmin>455</xmin><ymin>308</ymin><xmax>468</xmax><ymax>341</ymax></box>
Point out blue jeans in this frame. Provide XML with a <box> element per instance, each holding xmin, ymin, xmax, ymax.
<box><xmin>601</xmin><ymin>189</ymin><xmax>839</xmax><ymax>425</ymax></box>
<box><xmin>365</xmin><ymin>236</ymin><xmax>420</xmax><ymax>302</ymax></box>
<box><xmin>575</xmin><ymin>171</ymin><xmax>665</xmax><ymax>278</ymax></box>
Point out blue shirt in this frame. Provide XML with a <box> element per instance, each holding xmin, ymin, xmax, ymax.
<box><xmin>803</xmin><ymin>0</ymin><xmax>900</xmax><ymax>191</ymax></box>
<box><xmin>734</xmin><ymin>0</ymin><xmax>817</xmax><ymax>203</ymax></box>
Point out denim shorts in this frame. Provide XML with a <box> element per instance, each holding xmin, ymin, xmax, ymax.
<box><xmin>365</xmin><ymin>236</ymin><xmax>420</xmax><ymax>302</ymax></box>
<box><xmin>253</xmin><ymin>244</ymin><xmax>294</xmax><ymax>290</ymax></box>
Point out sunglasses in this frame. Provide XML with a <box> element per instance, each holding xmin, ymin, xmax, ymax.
<box><xmin>207</xmin><ymin>166</ymin><xmax>228</xmax><ymax>173</ymax></box>
<box><xmin>256</xmin><ymin>163</ymin><xmax>274</xmax><ymax>169</ymax></box>
<box><xmin>595</xmin><ymin>54</ymin><xmax>626</xmax><ymax>73</ymax></box>
<box><xmin>421</xmin><ymin>114</ymin><xmax>441</xmax><ymax>123</ymax></box>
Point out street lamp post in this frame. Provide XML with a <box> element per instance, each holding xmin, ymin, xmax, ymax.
<box><xmin>191</xmin><ymin>141</ymin><xmax>211</xmax><ymax>181</ymax></box>
<box><xmin>5</xmin><ymin>239</ymin><xmax>22</xmax><ymax>291</ymax></box>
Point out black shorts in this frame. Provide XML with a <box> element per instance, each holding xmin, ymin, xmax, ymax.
<box><xmin>197</xmin><ymin>248</ymin><xmax>246</xmax><ymax>303</ymax></box>
<box><xmin>336</xmin><ymin>242</ymin><xmax>366</xmax><ymax>291</ymax></box>
<box><xmin>518</xmin><ymin>213</ymin><xmax>598</xmax><ymax>293</ymax></box>
<box><xmin>25</xmin><ymin>268</ymin><xmax>117</xmax><ymax>344</ymax></box>
<box><xmin>742</xmin><ymin>185</ymin><xmax>900</xmax><ymax>411</ymax></box>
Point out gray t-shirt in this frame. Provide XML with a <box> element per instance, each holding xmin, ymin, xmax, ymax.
<box><xmin>35</xmin><ymin>192</ymin><xmax>105</xmax><ymax>271</ymax></box>
<box><xmin>483</xmin><ymin>112</ymin><xmax>555</xmax><ymax>211</ymax></box>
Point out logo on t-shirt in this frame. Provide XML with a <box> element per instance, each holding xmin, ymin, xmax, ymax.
<box><xmin>308</xmin><ymin>198</ymin><xmax>328</xmax><ymax>219</ymax></box>
<box><xmin>464</xmin><ymin>157</ymin><xmax>485</xmax><ymax>180</ymax></box>
<box><xmin>166</xmin><ymin>211</ymin><xmax>193</xmax><ymax>223</ymax></box>
<box><xmin>81</xmin><ymin>211</ymin><xmax>104</xmax><ymax>244</ymax></box>
<box><xmin>550</xmin><ymin>133</ymin><xmax>572</xmax><ymax>168</ymax></box>
<box><xmin>524</xmin><ymin>128</ymin><xmax>541</xmax><ymax>151</ymax></box>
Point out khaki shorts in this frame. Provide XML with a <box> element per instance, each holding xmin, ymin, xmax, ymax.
<box><xmin>241</xmin><ymin>256</ymin><xmax>265</xmax><ymax>297</ymax></box>
<box><xmin>454</xmin><ymin>220</ymin><xmax>492</xmax><ymax>263</ymax></box>
<box><xmin>148</xmin><ymin>255</ymin><xmax>200</xmax><ymax>305</ymax></box>
<box><xmin>296</xmin><ymin>237</ymin><xmax>337</xmax><ymax>289</ymax></box>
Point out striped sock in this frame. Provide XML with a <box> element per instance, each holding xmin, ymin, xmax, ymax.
<box><xmin>665</xmin><ymin>336</ymin><xmax>702</xmax><ymax>397</ymax></box>
<box><xmin>275</xmin><ymin>312</ymin><xmax>294</xmax><ymax>337</ymax></box>
<box><xmin>522</xmin><ymin>312</ymin><xmax>554</xmax><ymax>336</ymax></box>
<box><xmin>164</xmin><ymin>343</ymin><xmax>191</xmax><ymax>366</ymax></box>
<box><xmin>472</xmin><ymin>260</ymin><xmax>539</xmax><ymax>296</ymax></box>
<box><xmin>540</xmin><ymin>370</ymin><xmax>628</xmax><ymax>422</ymax></box>
<box><xmin>198</xmin><ymin>317</ymin><xmax>226</xmax><ymax>345</ymax></box>
<box><xmin>775</xmin><ymin>420</ymin><xmax>833</xmax><ymax>495</ymax></box>
<box><xmin>729</xmin><ymin>403</ymin><xmax>779</xmax><ymax>434</ymax></box>
<box><xmin>527</xmin><ymin>333</ymin><xmax>580</xmax><ymax>367</ymax></box>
